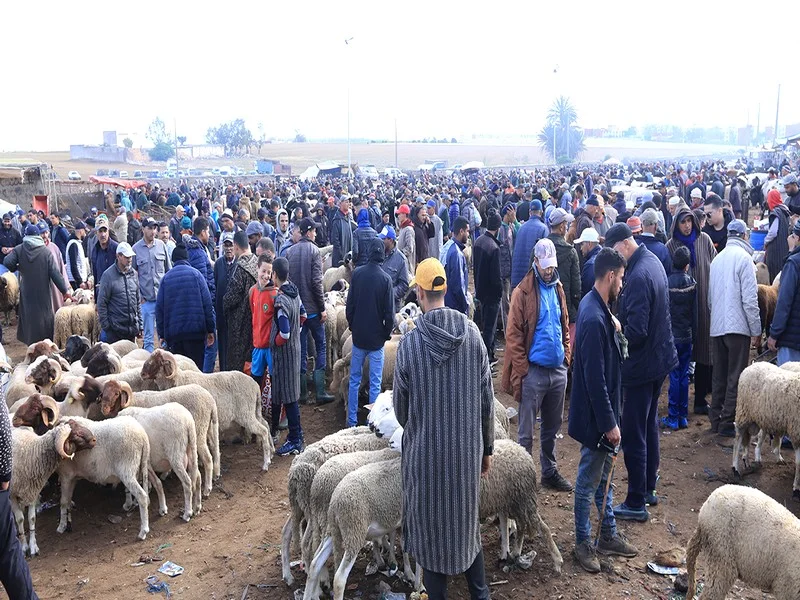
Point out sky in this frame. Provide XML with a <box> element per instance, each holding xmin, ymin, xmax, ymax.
<box><xmin>2</xmin><ymin>0</ymin><xmax>799</xmax><ymax>151</ymax></box>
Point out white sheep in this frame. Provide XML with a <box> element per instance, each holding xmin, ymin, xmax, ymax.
<box><xmin>10</xmin><ymin>418</ymin><xmax>96</xmax><ymax>556</ymax></box>
<box><xmin>55</xmin><ymin>415</ymin><xmax>151</xmax><ymax>540</ymax></box>
<box><xmin>100</xmin><ymin>380</ymin><xmax>220</xmax><ymax>496</ymax></box>
<box><xmin>323</xmin><ymin>253</ymin><xmax>354</xmax><ymax>292</ymax></box>
<box><xmin>108</xmin><ymin>339</ymin><xmax>139</xmax><ymax>357</ymax></box>
<box><xmin>140</xmin><ymin>349</ymin><xmax>273</xmax><ymax>471</ymax></box>
<box><xmin>733</xmin><ymin>362</ymin><xmax>800</xmax><ymax>498</ymax></box>
<box><xmin>0</xmin><ymin>271</ymin><xmax>20</xmax><ymax>326</ymax></box>
<box><xmin>281</xmin><ymin>428</ymin><xmax>389</xmax><ymax>585</ymax></box>
<box><xmin>687</xmin><ymin>484</ymin><xmax>800</xmax><ymax>600</ymax></box>
<box><xmin>95</xmin><ymin>368</ymin><xmax>158</xmax><ymax>393</ymax></box>
<box><xmin>118</xmin><ymin>403</ymin><xmax>202</xmax><ymax>521</ymax></box>
<box><xmin>11</xmin><ymin>378</ymin><xmax>104</xmax><ymax>421</ymax></box>
<box><xmin>120</xmin><ymin>348</ymin><xmax>153</xmax><ymax>369</ymax></box>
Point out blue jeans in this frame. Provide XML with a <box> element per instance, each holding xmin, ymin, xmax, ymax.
<box><xmin>667</xmin><ymin>343</ymin><xmax>692</xmax><ymax>418</ymax></box>
<box><xmin>348</xmin><ymin>345</ymin><xmax>383</xmax><ymax>427</ymax></box>
<box><xmin>300</xmin><ymin>315</ymin><xmax>326</xmax><ymax>373</ymax></box>
<box><xmin>203</xmin><ymin>337</ymin><xmax>217</xmax><ymax>373</ymax></box>
<box><xmin>141</xmin><ymin>301</ymin><xmax>156</xmax><ymax>352</ymax></box>
<box><xmin>574</xmin><ymin>445</ymin><xmax>616</xmax><ymax>545</ymax></box>
<box><xmin>778</xmin><ymin>347</ymin><xmax>800</xmax><ymax>366</ymax></box>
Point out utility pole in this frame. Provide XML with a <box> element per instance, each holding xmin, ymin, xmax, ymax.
<box><xmin>173</xmin><ymin>118</ymin><xmax>179</xmax><ymax>175</ymax></box>
<box><xmin>774</xmin><ymin>84</ymin><xmax>781</xmax><ymax>143</ymax></box>
<box><xmin>394</xmin><ymin>118</ymin><xmax>398</xmax><ymax>168</ymax></box>
<box><xmin>345</xmin><ymin>37</ymin><xmax>354</xmax><ymax>178</ymax></box>
<box><xmin>756</xmin><ymin>103</ymin><xmax>761</xmax><ymax>143</ymax></box>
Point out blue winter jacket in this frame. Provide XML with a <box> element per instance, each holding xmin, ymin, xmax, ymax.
<box><xmin>185</xmin><ymin>236</ymin><xmax>216</xmax><ymax>300</ymax></box>
<box><xmin>443</xmin><ymin>239</ymin><xmax>469</xmax><ymax>314</ymax></box>
<box><xmin>156</xmin><ymin>261</ymin><xmax>215</xmax><ymax>344</ymax></box>
<box><xmin>637</xmin><ymin>234</ymin><xmax>671</xmax><ymax>276</ymax></box>
<box><xmin>568</xmin><ymin>288</ymin><xmax>622</xmax><ymax>448</ymax></box>
<box><xmin>618</xmin><ymin>244</ymin><xmax>678</xmax><ymax>386</ymax></box>
<box><xmin>511</xmin><ymin>215</ymin><xmax>548</xmax><ymax>288</ymax></box>
<box><xmin>770</xmin><ymin>247</ymin><xmax>800</xmax><ymax>351</ymax></box>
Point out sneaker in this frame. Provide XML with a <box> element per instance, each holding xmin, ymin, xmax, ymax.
<box><xmin>277</xmin><ymin>439</ymin><xmax>304</xmax><ymax>456</ymax></box>
<box><xmin>613</xmin><ymin>503</ymin><xmax>649</xmax><ymax>522</ymax></box>
<box><xmin>660</xmin><ymin>416</ymin><xmax>679</xmax><ymax>430</ymax></box>
<box><xmin>574</xmin><ymin>540</ymin><xmax>600</xmax><ymax>573</ymax></box>
<box><xmin>645</xmin><ymin>491</ymin><xmax>658</xmax><ymax>506</ymax></box>
<box><xmin>541</xmin><ymin>471</ymin><xmax>573</xmax><ymax>492</ymax></box>
<box><xmin>597</xmin><ymin>533</ymin><xmax>638</xmax><ymax>558</ymax></box>
<box><xmin>678</xmin><ymin>417</ymin><xmax>689</xmax><ymax>429</ymax></box>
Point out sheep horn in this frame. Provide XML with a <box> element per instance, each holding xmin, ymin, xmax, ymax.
<box><xmin>120</xmin><ymin>381</ymin><xmax>133</xmax><ymax>408</ymax></box>
<box><xmin>39</xmin><ymin>396</ymin><xmax>60</xmax><ymax>428</ymax></box>
<box><xmin>69</xmin><ymin>378</ymin><xmax>86</xmax><ymax>403</ymax></box>
<box><xmin>54</xmin><ymin>425</ymin><xmax>74</xmax><ymax>460</ymax></box>
<box><xmin>0</xmin><ymin>361</ymin><xmax>12</xmax><ymax>373</ymax></box>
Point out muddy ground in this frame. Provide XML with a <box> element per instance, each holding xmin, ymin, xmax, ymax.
<box><xmin>2</xmin><ymin>323</ymin><xmax>787</xmax><ymax>600</ymax></box>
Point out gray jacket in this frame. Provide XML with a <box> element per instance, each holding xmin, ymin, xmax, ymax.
<box><xmin>708</xmin><ymin>236</ymin><xmax>760</xmax><ymax>338</ymax></box>
<box><xmin>131</xmin><ymin>238</ymin><xmax>171</xmax><ymax>302</ymax></box>
<box><xmin>97</xmin><ymin>263</ymin><xmax>142</xmax><ymax>337</ymax></box>
<box><xmin>381</xmin><ymin>247</ymin><xmax>411</xmax><ymax>313</ymax></box>
<box><xmin>285</xmin><ymin>237</ymin><xmax>325</xmax><ymax>316</ymax></box>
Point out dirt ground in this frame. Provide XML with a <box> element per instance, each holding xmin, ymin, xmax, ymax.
<box><xmin>1</xmin><ymin>321</ymin><xmax>788</xmax><ymax>600</ymax></box>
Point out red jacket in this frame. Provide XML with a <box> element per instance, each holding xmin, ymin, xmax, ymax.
<box><xmin>250</xmin><ymin>284</ymin><xmax>277</xmax><ymax>348</ymax></box>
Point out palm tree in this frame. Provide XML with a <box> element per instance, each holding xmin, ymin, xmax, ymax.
<box><xmin>538</xmin><ymin>96</ymin><xmax>586</xmax><ymax>164</ymax></box>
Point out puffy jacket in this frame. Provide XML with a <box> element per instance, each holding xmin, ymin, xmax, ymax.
<box><xmin>50</xmin><ymin>224</ymin><xmax>70</xmax><ymax>259</ymax></box>
<box><xmin>185</xmin><ymin>236</ymin><xmax>215</xmax><ymax>299</ymax></box>
<box><xmin>638</xmin><ymin>234</ymin><xmax>671</xmax><ymax>276</ymax></box>
<box><xmin>352</xmin><ymin>223</ymin><xmax>379</xmax><ymax>267</ymax></box>
<box><xmin>156</xmin><ymin>261</ymin><xmax>215</xmax><ymax>343</ymax></box>
<box><xmin>473</xmin><ymin>231</ymin><xmax>502</xmax><ymax>304</ymax></box>
<box><xmin>381</xmin><ymin>247</ymin><xmax>410</xmax><ymax>313</ymax></box>
<box><xmin>770</xmin><ymin>247</ymin><xmax>800</xmax><ymax>350</ymax></box>
<box><xmin>97</xmin><ymin>263</ymin><xmax>142</xmax><ymax>338</ymax></box>
<box><xmin>443</xmin><ymin>239</ymin><xmax>468</xmax><ymax>314</ymax></box>
<box><xmin>511</xmin><ymin>215</ymin><xmax>547</xmax><ymax>288</ymax></box>
<box><xmin>618</xmin><ymin>244</ymin><xmax>677</xmax><ymax>386</ymax></box>
<box><xmin>580</xmin><ymin>245</ymin><xmax>601</xmax><ymax>298</ymax></box>
<box><xmin>330</xmin><ymin>208</ymin><xmax>355</xmax><ymax>267</ymax></box>
<box><xmin>346</xmin><ymin>239</ymin><xmax>394</xmax><ymax>351</ymax></box>
<box><xmin>668</xmin><ymin>270</ymin><xmax>697</xmax><ymax>345</ymax></box>
<box><xmin>286</xmin><ymin>237</ymin><xmax>325</xmax><ymax>316</ymax></box>
<box><xmin>546</xmin><ymin>233</ymin><xmax>581</xmax><ymax>322</ymax></box>
<box><xmin>708</xmin><ymin>236</ymin><xmax>761</xmax><ymax>338</ymax></box>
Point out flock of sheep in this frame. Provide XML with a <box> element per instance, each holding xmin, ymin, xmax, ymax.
<box><xmin>3</xmin><ymin>337</ymin><xmax>274</xmax><ymax>557</ymax></box>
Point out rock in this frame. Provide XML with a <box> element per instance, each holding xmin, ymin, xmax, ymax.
<box><xmin>674</xmin><ymin>572</ymin><xmax>689</xmax><ymax>593</ymax></box>
<box><xmin>107</xmin><ymin>514</ymin><xmax>122</xmax><ymax>524</ymax></box>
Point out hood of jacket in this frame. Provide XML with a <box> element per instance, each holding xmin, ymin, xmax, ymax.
<box><xmin>414</xmin><ymin>307</ymin><xmax>466</xmax><ymax>366</ymax></box>
<box><xmin>185</xmin><ymin>236</ymin><xmax>205</xmax><ymax>250</ymax></box>
<box><xmin>726</xmin><ymin>236</ymin><xmax>753</xmax><ymax>256</ymax></box>
<box><xmin>276</xmin><ymin>209</ymin><xmax>289</xmax><ymax>234</ymax></box>
<box><xmin>236</xmin><ymin>252</ymin><xmax>259</xmax><ymax>279</ymax></box>
<box><xmin>670</xmin><ymin>206</ymin><xmax>700</xmax><ymax>238</ymax></box>
<box><xmin>279</xmin><ymin>280</ymin><xmax>299</xmax><ymax>299</ymax></box>
<box><xmin>366</xmin><ymin>237</ymin><xmax>385</xmax><ymax>264</ymax></box>
<box><xmin>23</xmin><ymin>235</ymin><xmax>44</xmax><ymax>249</ymax></box>
<box><xmin>357</xmin><ymin>208</ymin><xmax>371</xmax><ymax>228</ymax></box>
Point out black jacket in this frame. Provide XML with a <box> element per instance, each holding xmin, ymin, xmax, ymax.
<box><xmin>668</xmin><ymin>270</ymin><xmax>697</xmax><ymax>345</ymax></box>
<box><xmin>0</xmin><ymin>226</ymin><xmax>21</xmax><ymax>251</ymax></box>
<box><xmin>346</xmin><ymin>239</ymin><xmax>394</xmax><ymax>351</ymax></box>
<box><xmin>97</xmin><ymin>263</ymin><xmax>142</xmax><ymax>338</ymax></box>
<box><xmin>618</xmin><ymin>244</ymin><xmax>678</xmax><ymax>386</ymax></box>
<box><xmin>473</xmin><ymin>231</ymin><xmax>502</xmax><ymax>303</ymax></box>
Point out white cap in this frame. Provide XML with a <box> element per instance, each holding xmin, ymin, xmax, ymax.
<box><xmin>533</xmin><ymin>238</ymin><xmax>558</xmax><ymax>269</ymax></box>
<box><xmin>690</xmin><ymin>188</ymin><xmax>703</xmax><ymax>199</ymax></box>
<box><xmin>116</xmin><ymin>242</ymin><xmax>135</xmax><ymax>257</ymax></box>
<box><xmin>573</xmin><ymin>227</ymin><xmax>600</xmax><ymax>245</ymax></box>
<box><xmin>669</xmin><ymin>197</ymin><xmax>681</xmax><ymax>206</ymax></box>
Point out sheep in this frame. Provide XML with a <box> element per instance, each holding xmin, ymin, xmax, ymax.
<box><xmin>55</xmin><ymin>415</ymin><xmax>151</xmax><ymax>540</ymax></box>
<box><xmin>11</xmin><ymin>378</ymin><xmax>103</xmax><ymax>422</ymax></box>
<box><xmin>281</xmin><ymin>428</ymin><xmax>390</xmax><ymax>585</ymax></box>
<box><xmin>109</xmin><ymin>339</ymin><xmax>139</xmax><ymax>357</ymax></box>
<box><xmin>62</xmin><ymin>335</ymin><xmax>90</xmax><ymax>365</ymax></box>
<box><xmin>755</xmin><ymin>261</ymin><xmax>770</xmax><ymax>285</ymax></box>
<box><xmin>328</xmin><ymin>353</ymin><xmax>351</xmax><ymax>401</ymax></box>
<box><xmin>733</xmin><ymin>362</ymin><xmax>800</xmax><ymax>498</ymax></box>
<box><xmin>121</xmin><ymin>348</ymin><xmax>153</xmax><ymax>369</ymax></box>
<box><xmin>10</xmin><ymin>418</ymin><xmax>96</xmax><ymax>556</ymax></box>
<box><xmin>96</xmin><ymin>368</ymin><xmax>158</xmax><ymax>392</ymax></box>
<box><xmin>0</xmin><ymin>271</ymin><xmax>20</xmax><ymax>325</ymax></box>
<box><xmin>140</xmin><ymin>349</ymin><xmax>273</xmax><ymax>471</ymax></box>
<box><xmin>80</xmin><ymin>342</ymin><xmax>122</xmax><ymax>377</ymax></box>
<box><xmin>687</xmin><ymin>484</ymin><xmax>800</xmax><ymax>600</ymax></box>
<box><xmin>118</xmin><ymin>404</ymin><xmax>202</xmax><ymax>521</ymax></box>
<box><xmin>5</xmin><ymin>356</ymin><xmax>63</xmax><ymax>408</ymax></box>
<box><xmin>756</xmin><ymin>283</ymin><xmax>778</xmax><ymax>353</ymax></box>
<box><xmin>53</xmin><ymin>304</ymin><xmax>99</xmax><ymax>348</ymax></box>
<box><xmin>22</xmin><ymin>339</ymin><xmax>60</xmax><ymax>365</ymax></box>
<box><xmin>100</xmin><ymin>380</ymin><xmax>220</xmax><ymax>496</ymax></box>
<box><xmin>11</xmin><ymin>394</ymin><xmax>62</xmax><ymax>435</ymax></box>
<box><xmin>323</xmin><ymin>252</ymin><xmax>354</xmax><ymax>292</ymax></box>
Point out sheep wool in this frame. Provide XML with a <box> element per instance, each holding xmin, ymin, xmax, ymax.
<box><xmin>394</xmin><ymin>306</ymin><xmax>495</xmax><ymax>575</ymax></box>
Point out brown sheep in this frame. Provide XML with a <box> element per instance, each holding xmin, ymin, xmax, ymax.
<box><xmin>757</xmin><ymin>283</ymin><xmax>778</xmax><ymax>354</ymax></box>
<box><xmin>12</xmin><ymin>393</ymin><xmax>60</xmax><ymax>435</ymax></box>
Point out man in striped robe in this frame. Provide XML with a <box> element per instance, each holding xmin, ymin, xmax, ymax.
<box><xmin>394</xmin><ymin>258</ymin><xmax>494</xmax><ymax>599</ymax></box>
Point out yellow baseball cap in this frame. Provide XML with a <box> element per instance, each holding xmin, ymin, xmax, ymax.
<box><xmin>410</xmin><ymin>258</ymin><xmax>447</xmax><ymax>292</ymax></box>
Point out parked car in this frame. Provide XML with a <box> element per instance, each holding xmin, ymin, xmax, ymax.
<box><xmin>95</xmin><ymin>169</ymin><xmax>108</xmax><ymax>176</ymax></box>
<box><xmin>248</xmin><ymin>170</ymin><xmax>258</xmax><ymax>175</ymax></box>
<box><xmin>119</xmin><ymin>170</ymin><xmax>129</xmax><ymax>178</ymax></box>
<box><xmin>361</xmin><ymin>165</ymin><xmax>379</xmax><ymax>180</ymax></box>
<box><xmin>384</xmin><ymin>167</ymin><xmax>404</xmax><ymax>178</ymax></box>
<box><xmin>133</xmin><ymin>170</ymin><xmax>143</xmax><ymax>178</ymax></box>
<box><xmin>67</xmin><ymin>171</ymin><xmax>81</xmax><ymax>181</ymax></box>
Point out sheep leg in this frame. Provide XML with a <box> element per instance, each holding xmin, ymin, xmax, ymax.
<box><xmin>12</xmin><ymin>503</ymin><xmax>26</xmax><ymax>555</ymax></box>
<box><xmin>537</xmin><ymin>513</ymin><xmax>563</xmax><ymax>575</ymax></box>
<box><xmin>773</xmin><ymin>435</ymin><xmax>785</xmax><ymax>463</ymax></box>
<box><xmin>197</xmin><ymin>440</ymin><xmax>213</xmax><ymax>497</ymax></box>
<box><xmin>209</xmin><ymin>424</ymin><xmax>221</xmax><ymax>479</ymax></box>
<box><xmin>122</xmin><ymin>475</ymin><xmax>150</xmax><ymax>540</ymax></box>
<box><xmin>301</xmin><ymin>521</ymin><xmax>315</xmax><ymax>575</ymax></box>
<box><xmin>701</xmin><ymin>561</ymin><xmax>737</xmax><ymax>600</ymax></box>
<box><xmin>145</xmin><ymin>468</ymin><xmax>168</xmax><ymax>517</ymax></box>
<box><xmin>304</xmin><ymin>535</ymin><xmax>333</xmax><ymax>600</ymax></box>
<box><xmin>498</xmin><ymin>513</ymin><xmax>510</xmax><ymax>561</ymax></box>
<box><xmin>793</xmin><ymin>448</ymin><xmax>800</xmax><ymax>500</ymax></box>
<box><xmin>27</xmin><ymin>503</ymin><xmax>39</xmax><ymax>557</ymax></box>
<box><xmin>241</xmin><ymin>414</ymin><xmax>273</xmax><ymax>471</ymax></box>
<box><xmin>754</xmin><ymin>429</ymin><xmax>766</xmax><ymax>464</ymax></box>
<box><xmin>281</xmin><ymin>516</ymin><xmax>294</xmax><ymax>585</ymax></box>
<box><xmin>385</xmin><ymin>531</ymin><xmax>398</xmax><ymax>572</ymax></box>
<box><xmin>57</xmin><ymin>476</ymin><xmax>77</xmax><ymax>534</ymax></box>
<box><xmin>332</xmin><ymin>550</ymin><xmax>358</xmax><ymax>600</ymax></box>
<box><xmin>732</xmin><ymin>426</ymin><xmax>747</xmax><ymax>474</ymax></box>
<box><xmin>192</xmin><ymin>469</ymin><xmax>202</xmax><ymax>515</ymax></box>
<box><xmin>170</xmin><ymin>460</ymin><xmax>194</xmax><ymax>522</ymax></box>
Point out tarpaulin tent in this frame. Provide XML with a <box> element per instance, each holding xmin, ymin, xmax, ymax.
<box><xmin>89</xmin><ymin>176</ymin><xmax>148</xmax><ymax>189</ymax></box>
<box><xmin>460</xmin><ymin>161</ymin><xmax>485</xmax><ymax>172</ymax></box>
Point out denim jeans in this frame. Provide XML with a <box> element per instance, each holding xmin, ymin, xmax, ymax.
<box><xmin>574</xmin><ymin>445</ymin><xmax>616</xmax><ymax>545</ymax></box>
<box><xmin>777</xmin><ymin>347</ymin><xmax>800</xmax><ymax>366</ymax></box>
<box><xmin>202</xmin><ymin>338</ymin><xmax>217</xmax><ymax>373</ymax></box>
<box><xmin>141</xmin><ymin>301</ymin><xmax>157</xmax><ymax>352</ymax></box>
<box><xmin>300</xmin><ymin>315</ymin><xmax>326</xmax><ymax>373</ymax></box>
<box><xmin>348</xmin><ymin>345</ymin><xmax>384</xmax><ymax>427</ymax></box>
<box><xmin>667</xmin><ymin>342</ymin><xmax>692</xmax><ymax>418</ymax></box>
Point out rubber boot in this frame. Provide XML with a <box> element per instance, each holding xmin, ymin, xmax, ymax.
<box><xmin>299</xmin><ymin>371</ymin><xmax>309</xmax><ymax>405</ymax></box>
<box><xmin>314</xmin><ymin>369</ymin><xmax>335</xmax><ymax>405</ymax></box>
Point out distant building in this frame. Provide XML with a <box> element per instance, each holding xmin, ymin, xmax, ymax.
<box><xmin>102</xmin><ymin>131</ymin><xmax>118</xmax><ymax>147</ymax></box>
<box><xmin>737</xmin><ymin>126</ymin><xmax>753</xmax><ymax>147</ymax></box>
<box><xmin>177</xmin><ymin>144</ymin><xmax>225</xmax><ymax>160</ymax></box>
<box><xmin>70</xmin><ymin>145</ymin><xmax>127</xmax><ymax>162</ymax></box>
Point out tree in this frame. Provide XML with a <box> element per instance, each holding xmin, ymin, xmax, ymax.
<box><xmin>146</xmin><ymin>117</ymin><xmax>169</xmax><ymax>146</ymax></box>
<box><xmin>537</xmin><ymin>96</ymin><xmax>585</xmax><ymax>163</ymax></box>
<box><xmin>148</xmin><ymin>141</ymin><xmax>175</xmax><ymax>162</ymax></box>
<box><xmin>294</xmin><ymin>130</ymin><xmax>307</xmax><ymax>143</ymax></box>
<box><xmin>451</xmin><ymin>137</ymin><xmax>458</xmax><ymax>144</ymax></box>
<box><xmin>177</xmin><ymin>136</ymin><xmax>187</xmax><ymax>146</ymax></box>
<box><xmin>122</xmin><ymin>138</ymin><xmax>133</xmax><ymax>148</ymax></box>
<box><xmin>206</xmin><ymin>119</ymin><xmax>254</xmax><ymax>155</ymax></box>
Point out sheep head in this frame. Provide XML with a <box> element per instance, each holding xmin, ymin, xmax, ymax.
<box><xmin>85</xmin><ymin>345</ymin><xmax>121</xmax><ymax>378</ymax></box>
<box><xmin>26</xmin><ymin>339</ymin><xmax>59</xmax><ymax>364</ymax></box>
<box><xmin>388</xmin><ymin>426</ymin><xmax>403</xmax><ymax>452</ymax></box>
<box><xmin>25</xmin><ymin>356</ymin><xmax>62</xmax><ymax>388</ymax></box>
<box><xmin>13</xmin><ymin>393</ymin><xmax>60</xmax><ymax>433</ymax></box>
<box><xmin>63</xmin><ymin>335</ymin><xmax>91</xmax><ymax>364</ymax></box>
<box><xmin>140</xmin><ymin>349</ymin><xmax>177</xmax><ymax>381</ymax></box>
<box><xmin>81</xmin><ymin>342</ymin><xmax>111</xmax><ymax>368</ymax></box>
<box><xmin>68</xmin><ymin>376</ymin><xmax>103</xmax><ymax>411</ymax></box>
<box><xmin>55</xmin><ymin>420</ymin><xmax>96</xmax><ymax>460</ymax></box>
<box><xmin>343</xmin><ymin>251</ymin><xmax>353</xmax><ymax>270</ymax></box>
<box><xmin>100</xmin><ymin>380</ymin><xmax>133</xmax><ymax>417</ymax></box>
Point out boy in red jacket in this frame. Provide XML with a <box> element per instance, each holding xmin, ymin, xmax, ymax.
<box><xmin>250</xmin><ymin>253</ymin><xmax>278</xmax><ymax>437</ymax></box>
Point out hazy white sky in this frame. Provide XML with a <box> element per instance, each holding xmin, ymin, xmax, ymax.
<box><xmin>2</xmin><ymin>0</ymin><xmax>798</xmax><ymax>151</ymax></box>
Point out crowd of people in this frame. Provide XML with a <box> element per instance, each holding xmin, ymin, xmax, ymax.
<box><xmin>0</xmin><ymin>153</ymin><xmax>799</xmax><ymax>596</ymax></box>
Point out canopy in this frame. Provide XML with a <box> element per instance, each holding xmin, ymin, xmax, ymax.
<box><xmin>603</xmin><ymin>157</ymin><xmax>623</xmax><ymax>166</ymax></box>
<box><xmin>460</xmin><ymin>161</ymin><xmax>485</xmax><ymax>172</ymax></box>
<box><xmin>89</xmin><ymin>176</ymin><xmax>148</xmax><ymax>189</ymax></box>
<box><xmin>299</xmin><ymin>165</ymin><xmax>320</xmax><ymax>181</ymax></box>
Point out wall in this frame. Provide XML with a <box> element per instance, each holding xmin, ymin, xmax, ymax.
<box><xmin>69</xmin><ymin>145</ymin><xmax>128</xmax><ymax>163</ymax></box>
<box><xmin>0</xmin><ymin>181</ymin><xmax>43</xmax><ymax>209</ymax></box>
<box><xmin>177</xmin><ymin>145</ymin><xmax>225</xmax><ymax>160</ymax></box>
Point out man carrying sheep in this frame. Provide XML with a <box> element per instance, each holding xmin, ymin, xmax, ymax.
<box><xmin>502</xmin><ymin>238</ymin><xmax>572</xmax><ymax>492</ymax></box>
<box><xmin>394</xmin><ymin>257</ymin><xmax>494</xmax><ymax>600</ymax></box>
<box><xmin>569</xmin><ymin>247</ymin><xmax>638</xmax><ymax>573</ymax></box>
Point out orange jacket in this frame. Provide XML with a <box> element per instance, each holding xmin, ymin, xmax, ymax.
<box><xmin>500</xmin><ymin>269</ymin><xmax>571</xmax><ymax>402</ymax></box>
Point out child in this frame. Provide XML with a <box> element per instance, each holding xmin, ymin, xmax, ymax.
<box><xmin>249</xmin><ymin>253</ymin><xmax>278</xmax><ymax>439</ymax></box>
<box><xmin>662</xmin><ymin>246</ymin><xmax>696</xmax><ymax>430</ymax></box>
<box><xmin>270</xmin><ymin>257</ymin><xmax>307</xmax><ymax>456</ymax></box>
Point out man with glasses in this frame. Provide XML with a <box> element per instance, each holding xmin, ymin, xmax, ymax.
<box><xmin>701</xmin><ymin>195</ymin><xmax>732</xmax><ymax>253</ymax></box>
<box><xmin>132</xmin><ymin>217</ymin><xmax>171</xmax><ymax>352</ymax></box>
